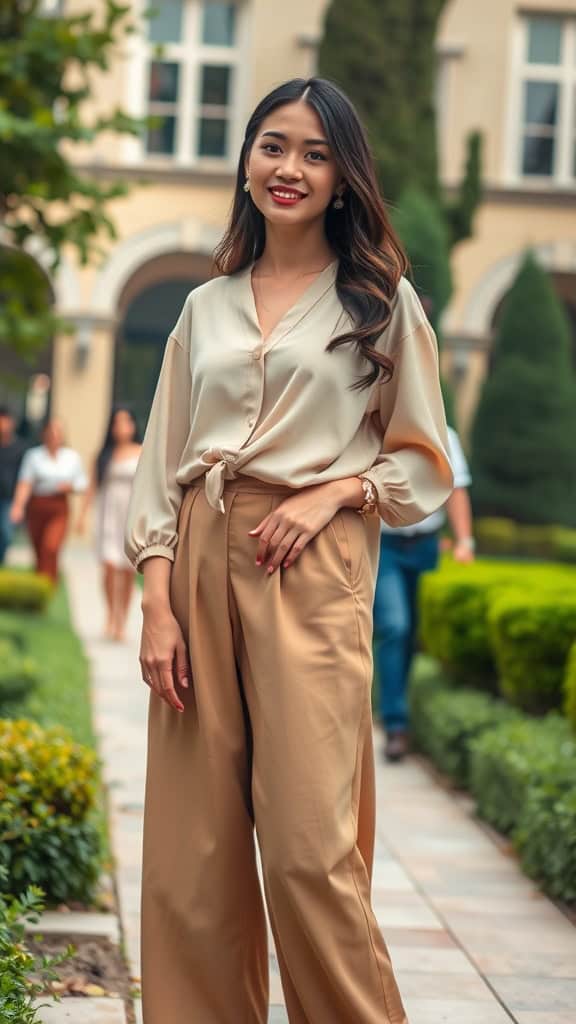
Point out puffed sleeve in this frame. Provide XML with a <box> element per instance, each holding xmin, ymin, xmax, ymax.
<box><xmin>124</xmin><ymin>295</ymin><xmax>193</xmax><ymax>571</ymax></box>
<box><xmin>361</xmin><ymin>280</ymin><xmax>453</xmax><ymax>527</ymax></box>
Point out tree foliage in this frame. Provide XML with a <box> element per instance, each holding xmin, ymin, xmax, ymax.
<box><xmin>0</xmin><ymin>0</ymin><xmax>143</xmax><ymax>356</ymax></box>
<box><xmin>471</xmin><ymin>254</ymin><xmax>576</xmax><ymax>527</ymax></box>
<box><xmin>318</xmin><ymin>0</ymin><xmax>482</xmax><ymax>246</ymax></box>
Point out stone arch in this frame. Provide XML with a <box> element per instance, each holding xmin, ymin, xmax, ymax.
<box><xmin>453</xmin><ymin>240</ymin><xmax>576</xmax><ymax>336</ymax></box>
<box><xmin>90</xmin><ymin>218</ymin><xmax>222</xmax><ymax>318</ymax></box>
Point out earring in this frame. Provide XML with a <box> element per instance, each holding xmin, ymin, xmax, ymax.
<box><xmin>243</xmin><ymin>178</ymin><xmax>250</xmax><ymax>193</ymax></box>
<box><xmin>333</xmin><ymin>192</ymin><xmax>344</xmax><ymax>210</ymax></box>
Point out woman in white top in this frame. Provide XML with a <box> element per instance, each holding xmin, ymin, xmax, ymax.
<box><xmin>125</xmin><ymin>78</ymin><xmax>453</xmax><ymax>1024</ymax></box>
<box><xmin>11</xmin><ymin>418</ymin><xmax>87</xmax><ymax>583</ymax></box>
<box><xmin>78</xmin><ymin>407</ymin><xmax>142</xmax><ymax>642</ymax></box>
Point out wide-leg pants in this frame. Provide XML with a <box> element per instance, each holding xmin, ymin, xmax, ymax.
<box><xmin>142</xmin><ymin>477</ymin><xmax>408</xmax><ymax>1024</ymax></box>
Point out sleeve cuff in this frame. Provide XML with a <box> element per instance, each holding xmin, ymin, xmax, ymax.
<box><xmin>133</xmin><ymin>544</ymin><xmax>176</xmax><ymax>573</ymax></box>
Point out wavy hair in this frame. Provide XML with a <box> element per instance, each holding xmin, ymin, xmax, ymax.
<box><xmin>96</xmin><ymin>406</ymin><xmax>141</xmax><ymax>486</ymax></box>
<box><xmin>213</xmin><ymin>77</ymin><xmax>408</xmax><ymax>390</ymax></box>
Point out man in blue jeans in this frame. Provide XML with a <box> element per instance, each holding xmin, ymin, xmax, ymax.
<box><xmin>374</xmin><ymin>426</ymin><xmax>474</xmax><ymax>762</ymax></box>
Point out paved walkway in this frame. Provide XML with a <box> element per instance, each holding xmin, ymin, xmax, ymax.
<box><xmin>65</xmin><ymin>543</ymin><xmax>576</xmax><ymax>1024</ymax></box>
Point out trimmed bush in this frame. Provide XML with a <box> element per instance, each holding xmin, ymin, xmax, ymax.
<box><xmin>553</xmin><ymin>527</ymin><xmax>576</xmax><ymax>565</ymax></box>
<box><xmin>419</xmin><ymin>559</ymin><xmax>575</xmax><ymax>686</ymax></box>
<box><xmin>0</xmin><ymin>640</ymin><xmax>39</xmax><ymax>710</ymax></box>
<box><xmin>488</xmin><ymin>591</ymin><xmax>576</xmax><ymax>713</ymax></box>
<box><xmin>0</xmin><ymin>571</ymin><xmax>52</xmax><ymax>612</ymax></box>
<box><xmin>475</xmin><ymin>519</ymin><xmax>576</xmax><ymax>563</ymax></box>
<box><xmin>475</xmin><ymin>518</ymin><xmax>518</xmax><ymax>557</ymax></box>
<box><xmin>564</xmin><ymin>641</ymin><xmax>576</xmax><ymax>732</ymax></box>
<box><xmin>0</xmin><ymin>719</ymin><xmax>101</xmax><ymax>903</ymax></box>
<box><xmin>0</xmin><ymin>872</ymin><xmax>68</xmax><ymax>1023</ymax></box>
<box><xmin>516</xmin><ymin>776</ymin><xmax>576</xmax><ymax>902</ymax></box>
<box><xmin>469</xmin><ymin>714</ymin><xmax>575</xmax><ymax>835</ymax></box>
<box><xmin>409</xmin><ymin>658</ymin><xmax>518</xmax><ymax>785</ymax></box>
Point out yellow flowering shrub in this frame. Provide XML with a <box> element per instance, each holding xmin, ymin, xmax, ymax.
<box><xmin>0</xmin><ymin>720</ymin><xmax>101</xmax><ymax>903</ymax></box>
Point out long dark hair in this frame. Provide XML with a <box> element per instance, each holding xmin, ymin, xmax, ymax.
<box><xmin>95</xmin><ymin>407</ymin><xmax>140</xmax><ymax>486</ymax></box>
<box><xmin>213</xmin><ymin>77</ymin><xmax>408</xmax><ymax>390</ymax></box>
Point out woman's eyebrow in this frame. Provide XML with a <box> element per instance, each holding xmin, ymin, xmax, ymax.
<box><xmin>261</xmin><ymin>130</ymin><xmax>330</xmax><ymax>146</ymax></box>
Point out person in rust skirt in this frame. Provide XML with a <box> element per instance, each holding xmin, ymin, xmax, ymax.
<box><xmin>125</xmin><ymin>78</ymin><xmax>453</xmax><ymax>1024</ymax></box>
<box><xmin>11</xmin><ymin>418</ymin><xmax>87</xmax><ymax>583</ymax></box>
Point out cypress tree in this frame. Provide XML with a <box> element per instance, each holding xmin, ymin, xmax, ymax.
<box><xmin>471</xmin><ymin>254</ymin><xmax>576</xmax><ymax>527</ymax></box>
<box><xmin>391</xmin><ymin>187</ymin><xmax>452</xmax><ymax>333</ymax></box>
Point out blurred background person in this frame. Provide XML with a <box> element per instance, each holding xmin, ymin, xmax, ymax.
<box><xmin>78</xmin><ymin>407</ymin><xmax>142</xmax><ymax>642</ymax></box>
<box><xmin>10</xmin><ymin>418</ymin><xmax>87</xmax><ymax>583</ymax></box>
<box><xmin>0</xmin><ymin>405</ymin><xmax>27</xmax><ymax>565</ymax></box>
<box><xmin>374</xmin><ymin>425</ymin><xmax>474</xmax><ymax>762</ymax></box>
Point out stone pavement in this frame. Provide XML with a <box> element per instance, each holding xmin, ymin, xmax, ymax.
<box><xmin>63</xmin><ymin>543</ymin><xmax>576</xmax><ymax>1024</ymax></box>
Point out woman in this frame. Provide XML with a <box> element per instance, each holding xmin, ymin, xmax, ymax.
<box><xmin>11</xmin><ymin>418</ymin><xmax>87</xmax><ymax>584</ymax></box>
<box><xmin>78</xmin><ymin>407</ymin><xmax>142</xmax><ymax>642</ymax></box>
<box><xmin>125</xmin><ymin>78</ymin><xmax>453</xmax><ymax>1024</ymax></box>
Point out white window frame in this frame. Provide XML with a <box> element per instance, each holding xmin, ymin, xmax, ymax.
<box><xmin>504</xmin><ymin>13</ymin><xmax>576</xmax><ymax>189</ymax></box>
<box><xmin>122</xmin><ymin>0</ymin><xmax>247</xmax><ymax>171</ymax></box>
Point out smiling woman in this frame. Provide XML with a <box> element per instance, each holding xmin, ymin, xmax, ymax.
<box><xmin>124</xmin><ymin>76</ymin><xmax>452</xmax><ymax>1024</ymax></box>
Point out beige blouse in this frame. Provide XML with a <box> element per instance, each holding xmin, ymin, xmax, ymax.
<box><xmin>125</xmin><ymin>260</ymin><xmax>453</xmax><ymax>570</ymax></box>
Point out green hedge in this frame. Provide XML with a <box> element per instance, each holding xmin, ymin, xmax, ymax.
<box><xmin>410</xmin><ymin>658</ymin><xmax>576</xmax><ymax>903</ymax></box>
<box><xmin>409</xmin><ymin>658</ymin><xmax>518</xmax><ymax>785</ymax></box>
<box><xmin>564</xmin><ymin>641</ymin><xmax>576</xmax><ymax>731</ymax></box>
<box><xmin>489</xmin><ymin>591</ymin><xmax>576</xmax><ymax>713</ymax></box>
<box><xmin>469</xmin><ymin>715</ymin><xmax>574</xmax><ymax>834</ymax></box>
<box><xmin>0</xmin><ymin>719</ymin><xmax>101</xmax><ymax>904</ymax></box>
<box><xmin>0</xmin><ymin>639</ymin><xmax>39</xmax><ymax>711</ymax></box>
<box><xmin>0</xmin><ymin>571</ymin><xmax>52</xmax><ymax>612</ymax></box>
<box><xmin>419</xmin><ymin>560</ymin><xmax>574</xmax><ymax>689</ymax></box>
<box><xmin>475</xmin><ymin>518</ymin><xmax>576</xmax><ymax>563</ymax></box>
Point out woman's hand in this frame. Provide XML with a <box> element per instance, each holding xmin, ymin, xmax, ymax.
<box><xmin>248</xmin><ymin>478</ymin><xmax>364</xmax><ymax>573</ymax></box>
<box><xmin>9</xmin><ymin>503</ymin><xmax>24</xmax><ymax>525</ymax></box>
<box><xmin>139</xmin><ymin>605</ymin><xmax>190</xmax><ymax>713</ymax></box>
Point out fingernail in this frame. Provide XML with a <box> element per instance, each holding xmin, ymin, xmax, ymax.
<box><xmin>267</xmin><ymin>566</ymin><xmax>274</xmax><ymax>574</ymax></box>
<box><xmin>256</xmin><ymin>559</ymin><xmax>261</xmax><ymax>566</ymax></box>
<box><xmin>182</xmin><ymin>679</ymin><xmax>189</xmax><ymax>688</ymax></box>
<box><xmin>283</xmin><ymin>561</ymin><xmax>290</xmax><ymax>568</ymax></box>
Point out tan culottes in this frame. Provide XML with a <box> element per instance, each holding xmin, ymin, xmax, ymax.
<box><xmin>142</xmin><ymin>477</ymin><xmax>408</xmax><ymax>1024</ymax></box>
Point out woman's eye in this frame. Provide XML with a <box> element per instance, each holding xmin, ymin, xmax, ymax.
<box><xmin>307</xmin><ymin>151</ymin><xmax>327</xmax><ymax>162</ymax></box>
<box><xmin>261</xmin><ymin>143</ymin><xmax>281</xmax><ymax>154</ymax></box>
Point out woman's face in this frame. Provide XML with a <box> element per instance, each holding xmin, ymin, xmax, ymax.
<box><xmin>111</xmin><ymin>410</ymin><xmax>136</xmax><ymax>444</ymax></box>
<box><xmin>245</xmin><ymin>100</ymin><xmax>343</xmax><ymax>228</ymax></box>
<box><xmin>43</xmin><ymin>420</ymin><xmax>64</xmax><ymax>448</ymax></box>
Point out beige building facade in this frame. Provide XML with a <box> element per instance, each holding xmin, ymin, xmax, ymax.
<box><xmin>26</xmin><ymin>0</ymin><xmax>576</xmax><ymax>463</ymax></box>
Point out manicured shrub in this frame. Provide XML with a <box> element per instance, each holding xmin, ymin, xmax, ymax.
<box><xmin>469</xmin><ymin>714</ymin><xmax>575</xmax><ymax>835</ymax></box>
<box><xmin>515</xmin><ymin>775</ymin><xmax>576</xmax><ymax>903</ymax></box>
<box><xmin>0</xmin><ymin>720</ymin><xmax>101</xmax><ymax>903</ymax></box>
<box><xmin>564</xmin><ymin>641</ymin><xmax>576</xmax><ymax>732</ymax></box>
<box><xmin>471</xmin><ymin>253</ymin><xmax>576</xmax><ymax>528</ymax></box>
<box><xmin>0</xmin><ymin>571</ymin><xmax>52</xmax><ymax>612</ymax></box>
<box><xmin>475</xmin><ymin>519</ymin><xmax>576</xmax><ymax>563</ymax></box>
<box><xmin>419</xmin><ymin>560</ymin><xmax>576</xmax><ymax>692</ymax></box>
<box><xmin>409</xmin><ymin>658</ymin><xmax>518</xmax><ymax>785</ymax></box>
<box><xmin>553</xmin><ymin>527</ymin><xmax>576</xmax><ymax>565</ymax></box>
<box><xmin>488</xmin><ymin>591</ymin><xmax>576</xmax><ymax>713</ymax></box>
<box><xmin>0</xmin><ymin>640</ymin><xmax>40</xmax><ymax>710</ymax></box>
<box><xmin>0</xmin><ymin>871</ymin><xmax>69</xmax><ymax>1023</ymax></box>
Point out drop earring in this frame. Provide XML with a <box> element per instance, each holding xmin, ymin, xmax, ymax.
<box><xmin>333</xmin><ymin>192</ymin><xmax>345</xmax><ymax>210</ymax></box>
<box><xmin>243</xmin><ymin>178</ymin><xmax>251</xmax><ymax>193</ymax></box>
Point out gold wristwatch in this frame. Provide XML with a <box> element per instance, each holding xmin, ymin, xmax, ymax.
<box><xmin>356</xmin><ymin>476</ymin><xmax>378</xmax><ymax>516</ymax></box>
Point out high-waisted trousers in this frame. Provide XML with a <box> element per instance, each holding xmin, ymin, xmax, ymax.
<box><xmin>26</xmin><ymin>493</ymin><xmax>69</xmax><ymax>583</ymax></box>
<box><xmin>142</xmin><ymin>477</ymin><xmax>408</xmax><ymax>1024</ymax></box>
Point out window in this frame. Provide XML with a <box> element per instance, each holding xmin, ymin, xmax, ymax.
<box><xmin>515</xmin><ymin>15</ymin><xmax>576</xmax><ymax>185</ymax></box>
<box><xmin>143</xmin><ymin>1</ymin><xmax>240</xmax><ymax>164</ymax></box>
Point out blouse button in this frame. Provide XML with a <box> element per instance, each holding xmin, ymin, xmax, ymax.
<box><xmin>252</xmin><ymin>345</ymin><xmax>263</xmax><ymax>361</ymax></box>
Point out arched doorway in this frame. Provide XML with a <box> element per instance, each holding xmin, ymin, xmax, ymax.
<box><xmin>114</xmin><ymin>252</ymin><xmax>212</xmax><ymax>430</ymax></box>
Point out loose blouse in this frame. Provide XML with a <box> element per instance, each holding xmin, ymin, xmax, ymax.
<box><xmin>18</xmin><ymin>445</ymin><xmax>87</xmax><ymax>497</ymax></box>
<box><xmin>125</xmin><ymin>261</ymin><xmax>453</xmax><ymax>570</ymax></box>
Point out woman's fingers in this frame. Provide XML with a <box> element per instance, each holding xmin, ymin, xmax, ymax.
<box><xmin>159</xmin><ymin>664</ymin><xmax>185</xmax><ymax>713</ymax></box>
<box><xmin>265</xmin><ymin>527</ymin><xmax>301</xmax><ymax>573</ymax></box>
<box><xmin>174</xmin><ymin>642</ymin><xmax>190</xmax><ymax>689</ymax></box>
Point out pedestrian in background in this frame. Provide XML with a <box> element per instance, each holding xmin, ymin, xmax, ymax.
<box><xmin>78</xmin><ymin>407</ymin><xmax>142</xmax><ymax>642</ymax></box>
<box><xmin>125</xmin><ymin>77</ymin><xmax>453</xmax><ymax>1024</ymax></box>
<box><xmin>374</xmin><ymin>425</ymin><xmax>474</xmax><ymax>762</ymax></box>
<box><xmin>0</xmin><ymin>405</ymin><xmax>27</xmax><ymax>565</ymax></box>
<box><xmin>10</xmin><ymin>418</ymin><xmax>87</xmax><ymax>583</ymax></box>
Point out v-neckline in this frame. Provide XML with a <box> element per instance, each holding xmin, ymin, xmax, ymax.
<box><xmin>240</xmin><ymin>259</ymin><xmax>338</xmax><ymax>352</ymax></box>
